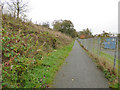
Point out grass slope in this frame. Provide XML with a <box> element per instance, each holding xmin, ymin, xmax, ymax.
<box><xmin>23</xmin><ymin>41</ymin><xmax>74</xmax><ymax>88</ymax></box>
<box><xmin>2</xmin><ymin>14</ymin><xmax>73</xmax><ymax>88</ymax></box>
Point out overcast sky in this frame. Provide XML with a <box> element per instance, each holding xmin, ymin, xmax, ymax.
<box><xmin>18</xmin><ymin>0</ymin><xmax>120</xmax><ymax>34</ymax></box>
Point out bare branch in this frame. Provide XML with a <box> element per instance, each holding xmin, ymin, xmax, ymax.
<box><xmin>6</xmin><ymin>0</ymin><xmax>29</xmax><ymax>18</ymax></box>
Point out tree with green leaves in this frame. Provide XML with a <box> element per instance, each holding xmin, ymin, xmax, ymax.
<box><xmin>52</xmin><ymin>20</ymin><xmax>77</xmax><ymax>38</ymax></box>
<box><xmin>97</xmin><ymin>31</ymin><xmax>113</xmax><ymax>52</ymax></box>
<box><xmin>78</xmin><ymin>28</ymin><xmax>93</xmax><ymax>38</ymax></box>
<box><xmin>42</xmin><ymin>22</ymin><xmax>50</xmax><ymax>28</ymax></box>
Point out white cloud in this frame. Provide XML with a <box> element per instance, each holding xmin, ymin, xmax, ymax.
<box><xmin>27</xmin><ymin>0</ymin><xmax>119</xmax><ymax>34</ymax></box>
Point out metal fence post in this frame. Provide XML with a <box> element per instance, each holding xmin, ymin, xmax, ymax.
<box><xmin>113</xmin><ymin>37</ymin><xmax>118</xmax><ymax>71</ymax></box>
<box><xmin>98</xmin><ymin>37</ymin><xmax>100</xmax><ymax>56</ymax></box>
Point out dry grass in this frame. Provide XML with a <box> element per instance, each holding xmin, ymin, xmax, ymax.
<box><xmin>89</xmin><ymin>52</ymin><xmax>118</xmax><ymax>87</ymax></box>
<box><xmin>77</xmin><ymin>40</ymin><xmax>118</xmax><ymax>88</ymax></box>
<box><xmin>30</xmin><ymin>23</ymin><xmax>72</xmax><ymax>43</ymax></box>
<box><xmin>90</xmin><ymin>53</ymin><xmax>116</xmax><ymax>75</ymax></box>
<box><xmin>2</xmin><ymin>14</ymin><xmax>73</xmax><ymax>51</ymax></box>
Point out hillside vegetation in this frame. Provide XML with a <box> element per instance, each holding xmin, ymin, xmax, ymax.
<box><xmin>2</xmin><ymin>14</ymin><xmax>73</xmax><ymax>88</ymax></box>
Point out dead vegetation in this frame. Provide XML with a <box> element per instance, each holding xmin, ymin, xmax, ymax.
<box><xmin>77</xmin><ymin>40</ymin><xmax>118</xmax><ymax>88</ymax></box>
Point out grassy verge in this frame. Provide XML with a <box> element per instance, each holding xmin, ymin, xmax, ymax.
<box><xmin>91</xmin><ymin>49</ymin><xmax>118</xmax><ymax>72</ymax></box>
<box><xmin>77</xmin><ymin>40</ymin><xmax>119</xmax><ymax>89</ymax></box>
<box><xmin>22</xmin><ymin>41</ymin><xmax>74</xmax><ymax>88</ymax></box>
<box><xmin>100</xmin><ymin>51</ymin><xmax>118</xmax><ymax>65</ymax></box>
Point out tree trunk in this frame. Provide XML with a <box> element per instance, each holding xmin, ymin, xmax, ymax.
<box><xmin>13</xmin><ymin>11</ymin><xmax>16</xmax><ymax>18</ymax></box>
<box><xmin>17</xmin><ymin>9</ymin><xmax>19</xmax><ymax>18</ymax></box>
<box><xmin>17</xmin><ymin>1</ymin><xmax>20</xmax><ymax>18</ymax></box>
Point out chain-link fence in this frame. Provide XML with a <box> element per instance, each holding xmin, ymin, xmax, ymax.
<box><xmin>78</xmin><ymin>37</ymin><xmax>118</xmax><ymax>72</ymax></box>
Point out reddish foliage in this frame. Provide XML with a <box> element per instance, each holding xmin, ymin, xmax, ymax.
<box><xmin>5</xmin><ymin>53</ymin><xmax>20</xmax><ymax>66</ymax></box>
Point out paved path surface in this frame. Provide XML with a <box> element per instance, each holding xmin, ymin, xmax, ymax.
<box><xmin>52</xmin><ymin>40</ymin><xmax>109</xmax><ymax>88</ymax></box>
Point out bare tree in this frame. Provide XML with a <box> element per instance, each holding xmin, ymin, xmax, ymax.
<box><xmin>0</xmin><ymin>1</ymin><xmax>5</xmax><ymax>14</ymax></box>
<box><xmin>7</xmin><ymin>0</ymin><xmax>28</xmax><ymax>18</ymax></box>
<box><xmin>42</xmin><ymin>22</ymin><xmax>50</xmax><ymax>28</ymax></box>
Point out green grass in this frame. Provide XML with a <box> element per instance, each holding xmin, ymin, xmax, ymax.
<box><xmin>23</xmin><ymin>41</ymin><xmax>74</xmax><ymax>88</ymax></box>
<box><xmin>100</xmin><ymin>51</ymin><xmax>118</xmax><ymax>63</ymax></box>
<box><xmin>2</xmin><ymin>14</ymin><xmax>74</xmax><ymax>88</ymax></box>
<box><xmin>91</xmin><ymin>49</ymin><xmax>118</xmax><ymax>70</ymax></box>
<box><xmin>100</xmin><ymin>51</ymin><xmax>118</xmax><ymax>69</ymax></box>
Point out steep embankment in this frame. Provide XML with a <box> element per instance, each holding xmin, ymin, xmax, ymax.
<box><xmin>2</xmin><ymin>14</ymin><xmax>73</xmax><ymax>88</ymax></box>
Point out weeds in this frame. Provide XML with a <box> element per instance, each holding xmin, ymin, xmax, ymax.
<box><xmin>77</xmin><ymin>40</ymin><xmax>118</xmax><ymax>89</ymax></box>
<box><xmin>21</xmin><ymin>41</ymin><xmax>74</xmax><ymax>88</ymax></box>
<box><xmin>2</xmin><ymin>14</ymin><xmax>73</xmax><ymax>88</ymax></box>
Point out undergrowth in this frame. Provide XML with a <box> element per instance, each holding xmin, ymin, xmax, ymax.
<box><xmin>77</xmin><ymin>39</ymin><xmax>119</xmax><ymax>89</ymax></box>
<box><xmin>2</xmin><ymin>14</ymin><xmax>73</xmax><ymax>88</ymax></box>
<box><xmin>23</xmin><ymin>41</ymin><xmax>74</xmax><ymax>88</ymax></box>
